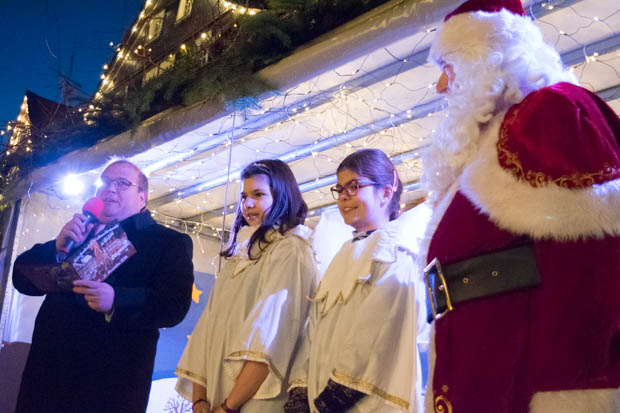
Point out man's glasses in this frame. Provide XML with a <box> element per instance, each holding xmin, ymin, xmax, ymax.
<box><xmin>330</xmin><ymin>179</ymin><xmax>377</xmax><ymax>200</ymax></box>
<box><xmin>99</xmin><ymin>177</ymin><xmax>139</xmax><ymax>191</ymax></box>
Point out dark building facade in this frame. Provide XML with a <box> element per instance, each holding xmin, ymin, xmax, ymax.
<box><xmin>97</xmin><ymin>0</ymin><xmax>252</xmax><ymax>96</ymax></box>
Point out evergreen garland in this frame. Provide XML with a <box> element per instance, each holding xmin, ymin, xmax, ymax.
<box><xmin>100</xmin><ymin>0</ymin><xmax>391</xmax><ymax>123</ymax></box>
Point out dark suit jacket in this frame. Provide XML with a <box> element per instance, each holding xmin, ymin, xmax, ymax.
<box><xmin>12</xmin><ymin>210</ymin><xmax>194</xmax><ymax>413</ymax></box>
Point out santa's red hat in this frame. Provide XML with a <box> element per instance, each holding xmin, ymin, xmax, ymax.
<box><xmin>445</xmin><ymin>0</ymin><xmax>525</xmax><ymax>21</ymax></box>
<box><xmin>429</xmin><ymin>0</ymin><xmax>532</xmax><ymax>66</ymax></box>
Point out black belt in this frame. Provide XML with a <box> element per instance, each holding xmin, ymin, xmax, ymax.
<box><xmin>424</xmin><ymin>245</ymin><xmax>541</xmax><ymax>323</ymax></box>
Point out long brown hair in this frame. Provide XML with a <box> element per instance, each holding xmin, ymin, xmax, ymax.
<box><xmin>221</xmin><ymin>159</ymin><xmax>308</xmax><ymax>259</ymax></box>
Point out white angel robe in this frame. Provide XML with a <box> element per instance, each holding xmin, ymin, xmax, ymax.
<box><xmin>290</xmin><ymin>228</ymin><xmax>420</xmax><ymax>412</ymax></box>
<box><xmin>175</xmin><ymin>225</ymin><xmax>318</xmax><ymax>412</ymax></box>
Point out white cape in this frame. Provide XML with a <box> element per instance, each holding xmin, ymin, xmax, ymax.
<box><xmin>175</xmin><ymin>225</ymin><xmax>318</xmax><ymax>412</ymax></box>
<box><xmin>291</xmin><ymin>228</ymin><xmax>421</xmax><ymax>412</ymax></box>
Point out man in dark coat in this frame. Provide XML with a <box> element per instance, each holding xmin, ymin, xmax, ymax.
<box><xmin>13</xmin><ymin>160</ymin><xmax>194</xmax><ymax>413</ymax></box>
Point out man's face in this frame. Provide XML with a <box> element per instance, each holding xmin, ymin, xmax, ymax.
<box><xmin>96</xmin><ymin>162</ymin><xmax>146</xmax><ymax>223</ymax></box>
<box><xmin>436</xmin><ymin>63</ymin><xmax>456</xmax><ymax>94</ymax></box>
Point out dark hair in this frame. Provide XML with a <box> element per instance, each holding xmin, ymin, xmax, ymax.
<box><xmin>221</xmin><ymin>159</ymin><xmax>308</xmax><ymax>259</ymax></box>
<box><xmin>337</xmin><ymin>149</ymin><xmax>402</xmax><ymax>221</ymax></box>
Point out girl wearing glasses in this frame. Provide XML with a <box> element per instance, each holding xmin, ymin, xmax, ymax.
<box><xmin>285</xmin><ymin>149</ymin><xmax>420</xmax><ymax>412</ymax></box>
<box><xmin>176</xmin><ymin>160</ymin><xmax>318</xmax><ymax>413</ymax></box>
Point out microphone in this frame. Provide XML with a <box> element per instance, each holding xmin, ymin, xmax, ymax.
<box><xmin>56</xmin><ymin>197</ymin><xmax>104</xmax><ymax>262</ymax></box>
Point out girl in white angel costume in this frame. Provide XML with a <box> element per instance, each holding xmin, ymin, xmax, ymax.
<box><xmin>176</xmin><ymin>160</ymin><xmax>318</xmax><ymax>413</ymax></box>
<box><xmin>285</xmin><ymin>149</ymin><xmax>420</xmax><ymax>413</ymax></box>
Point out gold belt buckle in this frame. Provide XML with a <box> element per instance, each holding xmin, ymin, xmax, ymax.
<box><xmin>423</xmin><ymin>257</ymin><xmax>454</xmax><ymax>321</ymax></box>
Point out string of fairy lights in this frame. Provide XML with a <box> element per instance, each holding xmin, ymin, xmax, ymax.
<box><xmin>151</xmin><ymin>0</ymin><xmax>620</xmax><ymax>242</ymax></box>
<box><xmin>4</xmin><ymin>0</ymin><xmax>620</xmax><ymax>252</ymax></box>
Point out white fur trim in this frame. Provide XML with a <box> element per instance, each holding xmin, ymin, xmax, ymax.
<box><xmin>460</xmin><ymin>116</ymin><xmax>620</xmax><ymax>241</ymax></box>
<box><xmin>530</xmin><ymin>389</ymin><xmax>620</xmax><ymax>413</ymax></box>
<box><xmin>429</xmin><ymin>9</ymin><xmax>532</xmax><ymax>65</ymax></box>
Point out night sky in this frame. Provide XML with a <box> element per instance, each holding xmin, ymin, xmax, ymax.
<box><xmin>0</xmin><ymin>0</ymin><xmax>144</xmax><ymax>125</ymax></box>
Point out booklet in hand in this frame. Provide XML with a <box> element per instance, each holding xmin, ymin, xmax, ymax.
<box><xmin>17</xmin><ymin>223</ymin><xmax>136</xmax><ymax>293</ymax></box>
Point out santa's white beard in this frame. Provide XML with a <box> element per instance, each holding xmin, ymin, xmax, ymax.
<box><xmin>422</xmin><ymin>64</ymin><xmax>519</xmax><ymax>201</ymax></box>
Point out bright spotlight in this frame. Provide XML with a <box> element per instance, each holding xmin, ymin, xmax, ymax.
<box><xmin>63</xmin><ymin>174</ymin><xmax>85</xmax><ymax>196</ymax></box>
<box><xmin>94</xmin><ymin>178</ymin><xmax>104</xmax><ymax>189</ymax></box>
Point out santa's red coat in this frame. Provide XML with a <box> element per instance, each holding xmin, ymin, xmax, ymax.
<box><xmin>427</xmin><ymin>82</ymin><xmax>620</xmax><ymax>412</ymax></box>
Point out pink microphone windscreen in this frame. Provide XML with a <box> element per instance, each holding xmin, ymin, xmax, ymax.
<box><xmin>82</xmin><ymin>197</ymin><xmax>104</xmax><ymax>220</ymax></box>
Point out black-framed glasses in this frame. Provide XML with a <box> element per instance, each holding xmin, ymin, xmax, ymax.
<box><xmin>330</xmin><ymin>179</ymin><xmax>377</xmax><ymax>200</ymax></box>
<box><xmin>99</xmin><ymin>177</ymin><xmax>139</xmax><ymax>191</ymax></box>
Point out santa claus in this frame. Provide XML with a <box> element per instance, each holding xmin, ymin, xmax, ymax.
<box><xmin>421</xmin><ymin>0</ymin><xmax>620</xmax><ymax>412</ymax></box>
